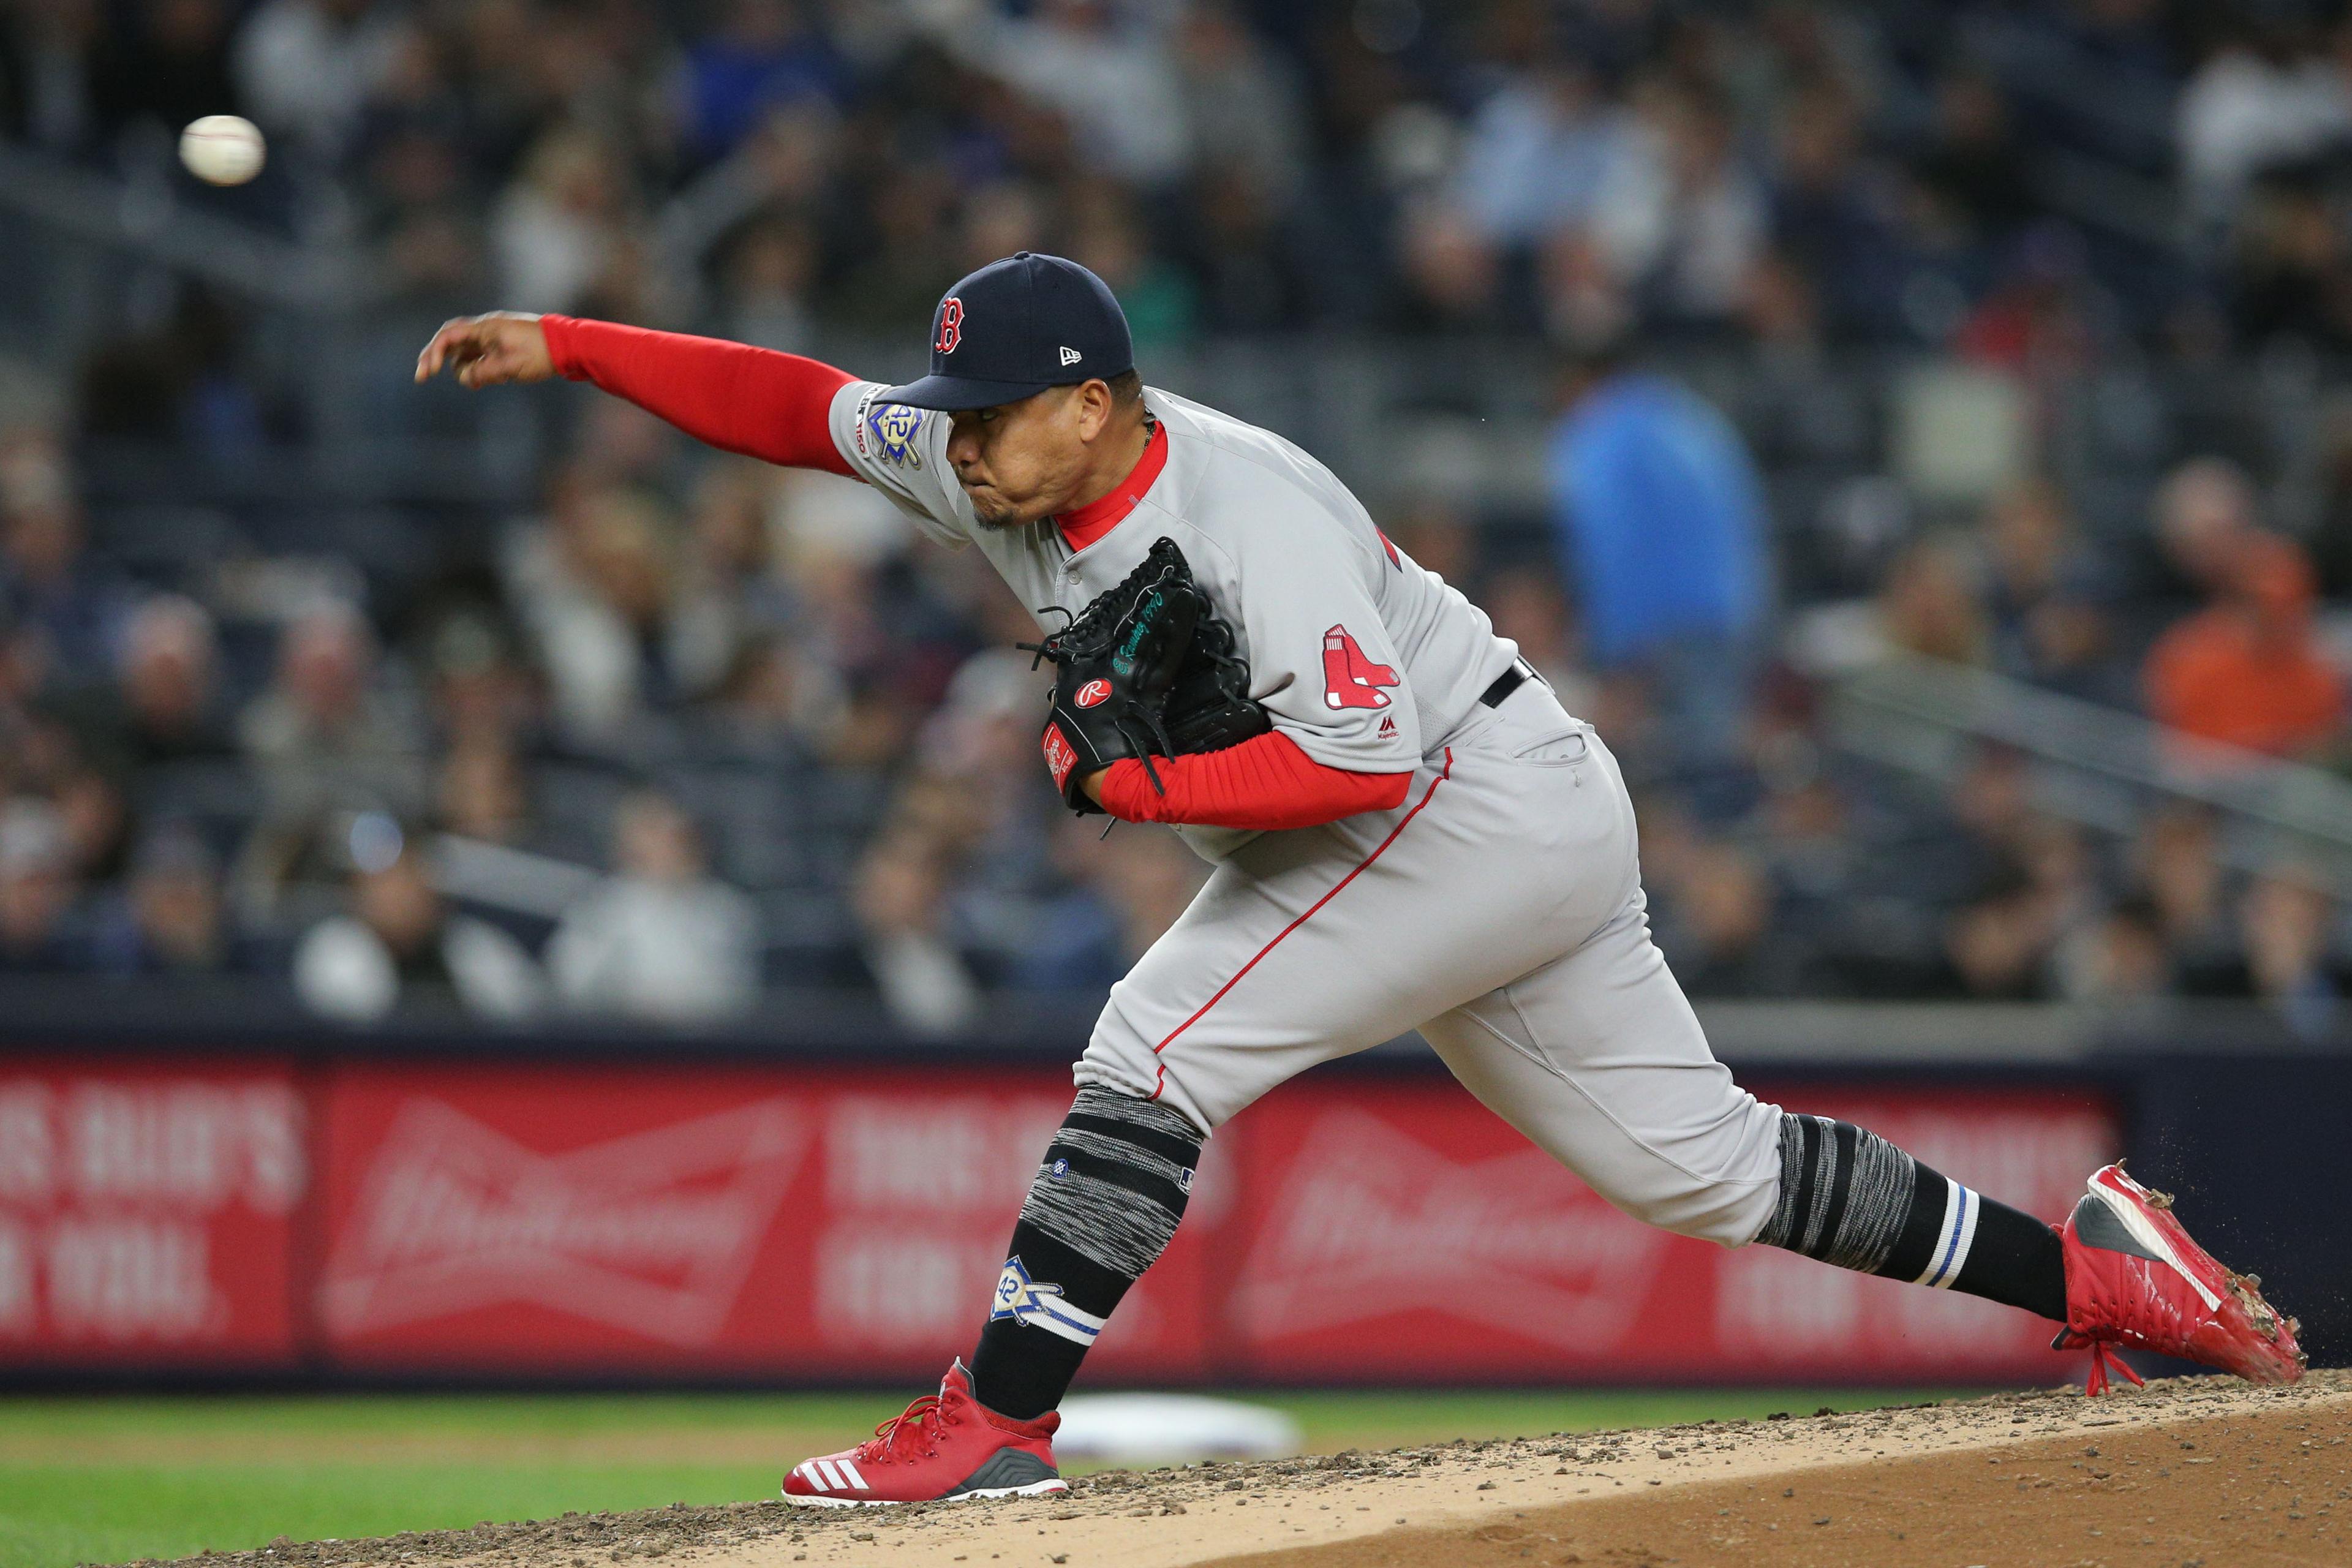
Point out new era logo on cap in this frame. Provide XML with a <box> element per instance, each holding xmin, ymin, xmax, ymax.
<box><xmin>874</xmin><ymin>253</ymin><xmax>1133</xmax><ymax>412</ymax></box>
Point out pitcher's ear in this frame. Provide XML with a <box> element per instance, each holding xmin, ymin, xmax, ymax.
<box><xmin>1074</xmin><ymin>378</ymin><xmax>1116</xmax><ymax>440</ymax></box>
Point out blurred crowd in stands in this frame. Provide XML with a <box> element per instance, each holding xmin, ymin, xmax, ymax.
<box><xmin>4</xmin><ymin>0</ymin><xmax>2352</xmax><ymax>1031</ymax></box>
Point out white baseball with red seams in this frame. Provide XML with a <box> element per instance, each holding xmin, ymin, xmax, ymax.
<box><xmin>179</xmin><ymin>115</ymin><xmax>266</xmax><ymax>185</ymax></box>
<box><xmin>827</xmin><ymin>380</ymin><xmax>1785</xmax><ymax>1242</ymax></box>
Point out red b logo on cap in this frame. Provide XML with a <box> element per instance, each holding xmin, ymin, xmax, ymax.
<box><xmin>1074</xmin><ymin>679</ymin><xmax>1112</xmax><ymax>709</ymax></box>
<box><xmin>934</xmin><ymin>298</ymin><xmax>963</xmax><ymax>355</ymax></box>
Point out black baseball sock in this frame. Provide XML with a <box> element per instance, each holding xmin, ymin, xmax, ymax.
<box><xmin>968</xmin><ymin>1087</ymin><xmax>1204</xmax><ymax>1421</ymax></box>
<box><xmin>1756</xmin><ymin>1114</ymin><xmax>2067</xmax><ymax>1322</ymax></box>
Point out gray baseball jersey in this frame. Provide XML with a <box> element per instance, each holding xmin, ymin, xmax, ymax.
<box><xmin>828</xmin><ymin>382</ymin><xmax>1517</xmax><ymax>859</ymax></box>
<box><xmin>826</xmin><ymin>380</ymin><xmax>1786</xmax><ymax>1247</ymax></box>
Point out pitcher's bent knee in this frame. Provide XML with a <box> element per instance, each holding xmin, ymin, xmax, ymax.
<box><xmin>1589</xmin><ymin>1099</ymin><xmax>1786</xmax><ymax>1248</ymax></box>
<box><xmin>1614</xmin><ymin>1168</ymin><xmax>1781</xmax><ymax>1246</ymax></box>
<box><xmin>1076</xmin><ymin>1000</ymin><xmax>1162</xmax><ymax>1104</ymax></box>
<box><xmin>1076</xmin><ymin>997</ymin><xmax>1224</xmax><ymax>1139</ymax></box>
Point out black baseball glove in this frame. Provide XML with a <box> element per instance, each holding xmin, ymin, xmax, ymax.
<box><xmin>1022</xmin><ymin>537</ymin><xmax>1270</xmax><ymax>812</ymax></box>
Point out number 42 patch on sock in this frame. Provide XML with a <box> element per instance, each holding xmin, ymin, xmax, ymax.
<box><xmin>989</xmin><ymin>1256</ymin><xmax>1107</xmax><ymax>1346</ymax></box>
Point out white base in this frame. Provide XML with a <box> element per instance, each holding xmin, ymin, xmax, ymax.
<box><xmin>1054</xmin><ymin>1394</ymin><xmax>1302</xmax><ymax>1464</ymax></box>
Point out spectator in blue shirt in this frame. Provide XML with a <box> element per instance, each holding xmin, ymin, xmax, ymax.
<box><xmin>682</xmin><ymin>0</ymin><xmax>848</xmax><ymax>163</ymax></box>
<box><xmin>1546</xmin><ymin>344</ymin><xmax>1770</xmax><ymax>776</ymax></box>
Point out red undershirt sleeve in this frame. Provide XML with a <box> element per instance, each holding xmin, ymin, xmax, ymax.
<box><xmin>1095</xmin><ymin>729</ymin><xmax>1413</xmax><ymax>832</ymax></box>
<box><xmin>540</xmin><ymin>315</ymin><xmax>857</xmax><ymax>477</ymax></box>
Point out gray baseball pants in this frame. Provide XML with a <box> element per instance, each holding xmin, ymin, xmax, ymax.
<box><xmin>1076</xmin><ymin>682</ymin><xmax>1785</xmax><ymax>1248</ymax></box>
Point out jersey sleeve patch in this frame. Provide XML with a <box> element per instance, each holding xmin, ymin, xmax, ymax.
<box><xmin>1321</xmin><ymin>624</ymin><xmax>1400</xmax><ymax>709</ymax></box>
<box><xmin>856</xmin><ymin>392</ymin><xmax>927</xmax><ymax>469</ymax></box>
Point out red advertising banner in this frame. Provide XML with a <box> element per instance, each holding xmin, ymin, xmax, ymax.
<box><xmin>314</xmin><ymin>1065</ymin><xmax>1232</xmax><ymax>1377</ymax></box>
<box><xmin>1223</xmin><ymin>1078</ymin><xmax>2117</xmax><ymax>1382</ymax></box>
<box><xmin>0</xmin><ymin>1061</ymin><xmax>305</xmax><ymax>1365</ymax></box>
<box><xmin>0</xmin><ymin>1054</ymin><xmax>2117</xmax><ymax>1382</ymax></box>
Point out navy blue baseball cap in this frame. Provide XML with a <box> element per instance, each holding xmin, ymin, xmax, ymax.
<box><xmin>874</xmin><ymin>252</ymin><xmax>1134</xmax><ymax>412</ymax></box>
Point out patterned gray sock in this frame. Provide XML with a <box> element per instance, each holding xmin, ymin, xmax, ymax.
<box><xmin>969</xmin><ymin>1087</ymin><xmax>1204</xmax><ymax>1420</ymax></box>
<box><xmin>1755</xmin><ymin>1114</ymin><xmax>1924</xmax><ymax>1274</ymax></box>
<box><xmin>1756</xmin><ymin>1113</ymin><xmax>2066</xmax><ymax>1320</ymax></box>
<box><xmin>1015</xmin><ymin>1086</ymin><xmax>1202</xmax><ymax>1280</ymax></box>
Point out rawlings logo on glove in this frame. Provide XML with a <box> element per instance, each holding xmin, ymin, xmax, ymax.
<box><xmin>1020</xmin><ymin>538</ymin><xmax>1270</xmax><ymax>813</ymax></box>
<box><xmin>1041</xmin><ymin>727</ymin><xmax>1081</xmax><ymax>793</ymax></box>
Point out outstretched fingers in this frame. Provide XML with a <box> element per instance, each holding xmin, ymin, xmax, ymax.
<box><xmin>413</xmin><ymin>318</ymin><xmax>480</xmax><ymax>384</ymax></box>
<box><xmin>415</xmin><ymin>314</ymin><xmax>551</xmax><ymax>388</ymax></box>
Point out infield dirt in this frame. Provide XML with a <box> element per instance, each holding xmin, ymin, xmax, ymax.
<box><xmin>132</xmin><ymin>1369</ymin><xmax>2351</xmax><ymax>1568</ymax></box>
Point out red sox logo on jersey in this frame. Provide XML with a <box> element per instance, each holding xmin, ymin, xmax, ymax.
<box><xmin>1321</xmin><ymin>625</ymin><xmax>1398</xmax><ymax>709</ymax></box>
<box><xmin>1074</xmin><ymin>679</ymin><xmax>1112</xmax><ymax>709</ymax></box>
<box><xmin>933</xmin><ymin>297</ymin><xmax>964</xmax><ymax>355</ymax></box>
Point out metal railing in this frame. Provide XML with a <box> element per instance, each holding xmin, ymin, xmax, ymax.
<box><xmin>0</xmin><ymin>143</ymin><xmax>375</xmax><ymax>312</ymax></box>
<box><xmin>1829</xmin><ymin>652</ymin><xmax>2352</xmax><ymax>895</ymax></box>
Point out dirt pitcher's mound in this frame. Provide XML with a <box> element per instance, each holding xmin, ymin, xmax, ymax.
<box><xmin>152</xmin><ymin>1370</ymin><xmax>2351</xmax><ymax>1568</ymax></box>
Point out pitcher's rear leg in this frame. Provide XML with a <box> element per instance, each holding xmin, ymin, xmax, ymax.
<box><xmin>1422</xmin><ymin>891</ymin><xmax>2301</xmax><ymax>1391</ymax></box>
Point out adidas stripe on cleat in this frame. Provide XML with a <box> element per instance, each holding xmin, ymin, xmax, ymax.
<box><xmin>782</xmin><ymin>1360</ymin><xmax>1068</xmax><ymax>1507</ymax></box>
<box><xmin>785</xmin><ymin>1457</ymin><xmax>872</xmax><ymax>1499</ymax></box>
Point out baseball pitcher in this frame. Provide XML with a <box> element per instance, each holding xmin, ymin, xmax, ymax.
<box><xmin>417</xmin><ymin>252</ymin><xmax>2302</xmax><ymax>1507</ymax></box>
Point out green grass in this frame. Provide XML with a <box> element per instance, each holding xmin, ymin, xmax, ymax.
<box><xmin>0</xmin><ymin>1461</ymin><xmax>771</xmax><ymax>1568</ymax></box>
<box><xmin>0</xmin><ymin>1388</ymin><xmax>1968</xmax><ymax>1568</ymax></box>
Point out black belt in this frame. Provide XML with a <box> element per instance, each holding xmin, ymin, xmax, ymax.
<box><xmin>1478</xmin><ymin>658</ymin><xmax>1540</xmax><ymax>709</ymax></box>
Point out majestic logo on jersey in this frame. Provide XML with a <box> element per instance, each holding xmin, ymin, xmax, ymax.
<box><xmin>1378</xmin><ymin>715</ymin><xmax>1397</xmax><ymax>737</ymax></box>
<box><xmin>1322</xmin><ymin>625</ymin><xmax>1399</xmax><ymax>710</ymax></box>
<box><xmin>1074</xmin><ymin>678</ymin><xmax>1112</xmax><ymax>709</ymax></box>
<box><xmin>1058</xmin><ymin>345</ymin><xmax>1082</xmax><ymax>366</ymax></box>
<box><xmin>864</xmin><ymin>401</ymin><xmax>925</xmax><ymax>469</ymax></box>
<box><xmin>933</xmin><ymin>296</ymin><xmax>964</xmax><ymax>355</ymax></box>
<box><xmin>989</xmin><ymin>1254</ymin><xmax>1104</xmax><ymax>1346</ymax></box>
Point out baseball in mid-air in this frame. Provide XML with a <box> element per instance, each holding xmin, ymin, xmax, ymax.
<box><xmin>179</xmin><ymin>115</ymin><xmax>266</xmax><ymax>186</ymax></box>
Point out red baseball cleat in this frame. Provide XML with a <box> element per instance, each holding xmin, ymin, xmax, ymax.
<box><xmin>782</xmin><ymin>1361</ymin><xmax>1068</xmax><ymax>1507</ymax></box>
<box><xmin>2054</xmin><ymin>1163</ymin><xmax>2305</xmax><ymax>1394</ymax></box>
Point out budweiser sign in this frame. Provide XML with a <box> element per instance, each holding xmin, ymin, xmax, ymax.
<box><xmin>0</xmin><ymin>1064</ymin><xmax>304</xmax><ymax>1360</ymax></box>
<box><xmin>320</xmin><ymin>1096</ymin><xmax>805</xmax><ymax>1345</ymax></box>
<box><xmin>1229</xmin><ymin>1109</ymin><xmax>1668</xmax><ymax>1350</ymax></box>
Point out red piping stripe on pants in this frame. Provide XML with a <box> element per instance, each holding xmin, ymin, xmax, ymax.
<box><xmin>1151</xmin><ymin>749</ymin><xmax>1455</xmax><ymax>1098</ymax></box>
